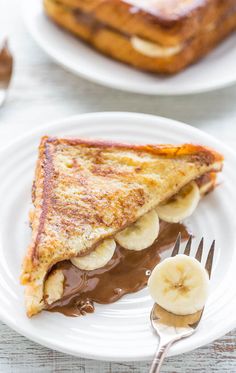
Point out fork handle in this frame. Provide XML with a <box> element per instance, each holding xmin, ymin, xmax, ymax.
<box><xmin>149</xmin><ymin>340</ymin><xmax>173</xmax><ymax>373</ymax></box>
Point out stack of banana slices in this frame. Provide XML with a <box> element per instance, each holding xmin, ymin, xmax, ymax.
<box><xmin>71</xmin><ymin>181</ymin><xmax>200</xmax><ymax>271</ymax></box>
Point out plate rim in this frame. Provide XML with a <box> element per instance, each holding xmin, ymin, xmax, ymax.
<box><xmin>0</xmin><ymin>111</ymin><xmax>236</xmax><ymax>361</ymax></box>
<box><xmin>22</xmin><ymin>0</ymin><xmax>236</xmax><ymax>96</ymax></box>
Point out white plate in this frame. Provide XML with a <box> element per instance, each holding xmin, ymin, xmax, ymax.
<box><xmin>0</xmin><ymin>112</ymin><xmax>236</xmax><ymax>361</ymax></box>
<box><xmin>22</xmin><ymin>0</ymin><xmax>236</xmax><ymax>95</ymax></box>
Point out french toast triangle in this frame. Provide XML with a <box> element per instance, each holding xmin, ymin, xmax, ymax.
<box><xmin>21</xmin><ymin>137</ymin><xmax>223</xmax><ymax>317</ymax></box>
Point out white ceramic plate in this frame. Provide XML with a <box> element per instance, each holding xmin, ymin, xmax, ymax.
<box><xmin>22</xmin><ymin>0</ymin><xmax>236</xmax><ymax>95</ymax></box>
<box><xmin>0</xmin><ymin>112</ymin><xmax>236</xmax><ymax>361</ymax></box>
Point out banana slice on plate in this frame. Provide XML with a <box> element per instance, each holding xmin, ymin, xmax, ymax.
<box><xmin>156</xmin><ymin>181</ymin><xmax>200</xmax><ymax>223</ymax></box>
<box><xmin>71</xmin><ymin>238</ymin><xmax>116</xmax><ymax>271</ymax></box>
<box><xmin>148</xmin><ymin>254</ymin><xmax>209</xmax><ymax>315</ymax></box>
<box><xmin>115</xmin><ymin>209</ymin><xmax>159</xmax><ymax>251</ymax></box>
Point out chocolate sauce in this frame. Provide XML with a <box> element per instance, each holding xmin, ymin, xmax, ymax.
<box><xmin>47</xmin><ymin>221</ymin><xmax>189</xmax><ymax>317</ymax></box>
<box><xmin>73</xmin><ymin>9</ymin><xmax>130</xmax><ymax>39</ymax></box>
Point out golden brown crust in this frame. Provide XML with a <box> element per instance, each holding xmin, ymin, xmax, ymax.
<box><xmin>21</xmin><ymin>137</ymin><xmax>223</xmax><ymax>316</ymax></box>
<box><xmin>49</xmin><ymin>0</ymin><xmax>236</xmax><ymax>45</ymax></box>
<box><xmin>44</xmin><ymin>0</ymin><xmax>236</xmax><ymax>73</ymax></box>
<box><xmin>45</xmin><ymin>137</ymin><xmax>223</xmax><ymax>162</ymax></box>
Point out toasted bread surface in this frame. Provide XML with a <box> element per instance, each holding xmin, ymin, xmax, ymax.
<box><xmin>21</xmin><ymin>137</ymin><xmax>223</xmax><ymax>316</ymax></box>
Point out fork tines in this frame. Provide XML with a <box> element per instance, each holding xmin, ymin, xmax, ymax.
<box><xmin>205</xmin><ymin>240</ymin><xmax>215</xmax><ymax>278</ymax></box>
<box><xmin>171</xmin><ymin>232</ymin><xmax>181</xmax><ymax>257</ymax></box>
<box><xmin>171</xmin><ymin>233</ymin><xmax>215</xmax><ymax>278</ymax></box>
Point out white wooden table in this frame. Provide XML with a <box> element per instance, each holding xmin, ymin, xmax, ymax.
<box><xmin>0</xmin><ymin>1</ymin><xmax>235</xmax><ymax>372</ymax></box>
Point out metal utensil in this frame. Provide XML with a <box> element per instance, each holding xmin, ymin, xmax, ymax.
<box><xmin>0</xmin><ymin>39</ymin><xmax>13</xmax><ymax>107</ymax></box>
<box><xmin>149</xmin><ymin>234</ymin><xmax>215</xmax><ymax>373</ymax></box>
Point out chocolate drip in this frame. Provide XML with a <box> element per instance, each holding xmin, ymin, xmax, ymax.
<box><xmin>47</xmin><ymin>221</ymin><xmax>189</xmax><ymax>316</ymax></box>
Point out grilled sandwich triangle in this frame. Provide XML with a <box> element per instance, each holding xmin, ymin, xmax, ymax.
<box><xmin>21</xmin><ymin>137</ymin><xmax>223</xmax><ymax>316</ymax></box>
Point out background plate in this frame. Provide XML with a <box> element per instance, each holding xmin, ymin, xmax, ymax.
<box><xmin>0</xmin><ymin>112</ymin><xmax>236</xmax><ymax>361</ymax></box>
<box><xmin>22</xmin><ymin>0</ymin><xmax>236</xmax><ymax>95</ymax></box>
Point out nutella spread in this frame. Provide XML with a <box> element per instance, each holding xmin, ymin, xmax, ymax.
<box><xmin>47</xmin><ymin>221</ymin><xmax>189</xmax><ymax>316</ymax></box>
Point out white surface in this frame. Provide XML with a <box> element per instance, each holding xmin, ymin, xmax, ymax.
<box><xmin>22</xmin><ymin>0</ymin><xmax>236</xmax><ymax>95</ymax></box>
<box><xmin>0</xmin><ymin>0</ymin><xmax>236</xmax><ymax>371</ymax></box>
<box><xmin>0</xmin><ymin>112</ymin><xmax>235</xmax><ymax>362</ymax></box>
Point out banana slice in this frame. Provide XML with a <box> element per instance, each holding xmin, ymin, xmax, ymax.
<box><xmin>71</xmin><ymin>238</ymin><xmax>116</xmax><ymax>270</ymax></box>
<box><xmin>156</xmin><ymin>181</ymin><xmax>200</xmax><ymax>223</ymax></box>
<box><xmin>148</xmin><ymin>254</ymin><xmax>209</xmax><ymax>315</ymax></box>
<box><xmin>131</xmin><ymin>36</ymin><xmax>183</xmax><ymax>57</ymax></box>
<box><xmin>115</xmin><ymin>209</ymin><xmax>159</xmax><ymax>251</ymax></box>
<box><xmin>44</xmin><ymin>269</ymin><xmax>64</xmax><ymax>305</ymax></box>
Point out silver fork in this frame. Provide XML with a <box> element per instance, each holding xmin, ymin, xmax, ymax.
<box><xmin>0</xmin><ymin>39</ymin><xmax>13</xmax><ymax>107</ymax></box>
<box><xmin>149</xmin><ymin>234</ymin><xmax>215</xmax><ymax>373</ymax></box>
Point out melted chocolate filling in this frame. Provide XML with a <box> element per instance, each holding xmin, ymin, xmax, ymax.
<box><xmin>47</xmin><ymin>221</ymin><xmax>189</xmax><ymax>316</ymax></box>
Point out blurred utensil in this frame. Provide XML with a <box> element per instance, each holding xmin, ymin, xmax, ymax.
<box><xmin>0</xmin><ymin>39</ymin><xmax>13</xmax><ymax>107</ymax></box>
